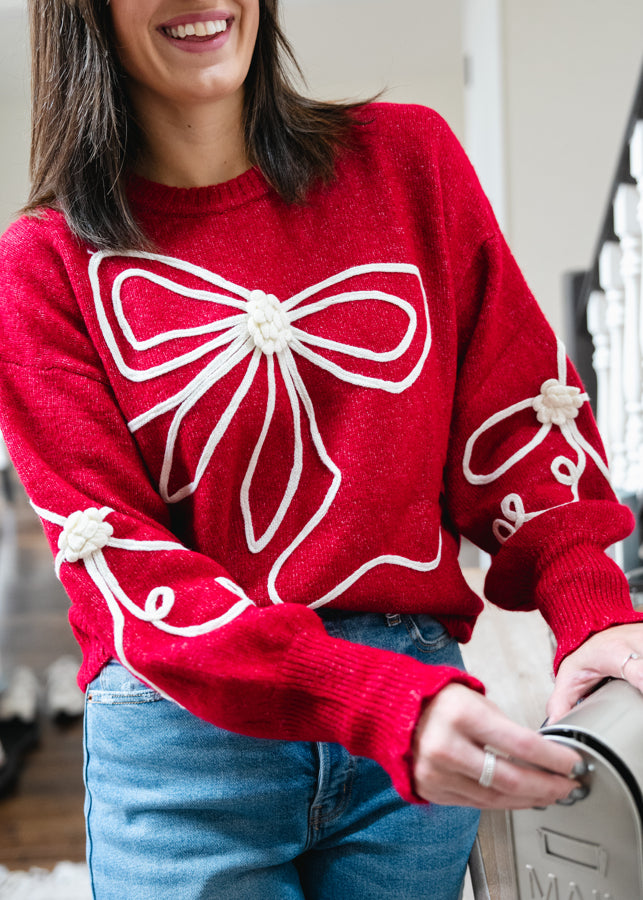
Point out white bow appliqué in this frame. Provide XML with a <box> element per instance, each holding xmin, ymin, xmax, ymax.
<box><xmin>34</xmin><ymin>501</ymin><xmax>255</xmax><ymax>698</ymax></box>
<box><xmin>462</xmin><ymin>340</ymin><xmax>611</xmax><ymax>543</ymax></box>
<box><xmin>89</xmin><ymin>251</ymin><xmax>441</xmax><ymax>606</ymax></box>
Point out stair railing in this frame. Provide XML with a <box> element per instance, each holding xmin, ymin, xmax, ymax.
<box><xmin>566</xmin><ymin>58</ymin><xmax>643</xmax><ymax>571</ymax></box>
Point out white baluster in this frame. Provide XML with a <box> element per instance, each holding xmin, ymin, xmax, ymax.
<box><xmin>587</xmin><ymin>289</ymin><xmax>610</xmax><ymax>459</ymax></box>
<box><xmin>631</xmin><ymin>119</ymin><xmax>643</xmax><ymax>246</ymax></box>
<box><xmin>599</xmin><ymin>241</ymin><xmax>627</xmax><ymax>490</ymax></box>
<box><xmin>614</xmin><ymin>183</ymin><xmax>642</xmax><ymax>492</ymax></box>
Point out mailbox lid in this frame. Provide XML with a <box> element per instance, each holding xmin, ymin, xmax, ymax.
<box><xmin>541</xmin><ymin>679</ymin><xmax>643</xmax><ymax>794</ymax></box>
<box><xmin>511</xmin><ymin>735</ymin><xmax>643</xmax><ymax>899</ymax></box>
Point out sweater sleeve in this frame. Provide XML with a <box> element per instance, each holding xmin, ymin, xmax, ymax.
<box><xmin>357</xmin><ymin>104</ymin><xmax>638</xmax><ymax>665</ymax></box>
<box><xmin>442</xmin><ymin>218</ymin><xmax>643</xmax><ymax>670</ymax></box>
<box><xmin>0</xmin><ymin>217</ymin><xmax>482</xmax><ymax>803</ymax></box>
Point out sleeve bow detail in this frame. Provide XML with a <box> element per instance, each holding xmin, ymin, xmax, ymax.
<box><xmin>462</xmin><ymin>340</ymin><xmax>611</xmax><ymax>544</ymax></box>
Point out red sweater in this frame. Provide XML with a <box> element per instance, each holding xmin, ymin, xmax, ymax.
<box><xmin>0</xmin><ymin>103</ymin><xmax>639</xmax><ymax>801</ymax></box>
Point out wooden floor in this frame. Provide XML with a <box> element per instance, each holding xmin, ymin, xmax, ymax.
<box><xmin>0</xmin><ymin>481</ymin><xmax>556</xmax><ymax>894</ymax></box>
<box><xmin>0</xmin><ymin>484</ymin><xmax>85</xmax><ymax>868</ymax></box>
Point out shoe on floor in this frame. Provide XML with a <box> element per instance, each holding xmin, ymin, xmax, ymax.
<box><xmin>0</xmin><ymin>666</ymin><xmax>40</xmax><ymax>798</ymax></box>
<box><xmin>46</xmin><ymin>656</ymin><xmax>84</xmax><ymax>724</ymax></box>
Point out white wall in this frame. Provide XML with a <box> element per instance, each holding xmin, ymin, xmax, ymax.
<box><xmin>462</xmin><ymin>0</ymin><xmax>507</xmax><ymax>229</ymax></box>
<box><xmin>500</xmin><ymin>0</ymin><xmax>643</xmax><ymax>334</ymax></box>
<box><xmin>0</xmin><ymin>3</ymin><xmax>29</xmax><ymax>234</ymax></box>
<box><xmin>284</xmin><ymin>0</ymin><xmax>643</xmax><ymax>337</ymax></box>
<box><xmin>281</xmin><ymin>0</ymin><xmax>466</xmax><ymax>138</ymax></box>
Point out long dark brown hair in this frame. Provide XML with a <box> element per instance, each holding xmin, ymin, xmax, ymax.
<box><xmin>24</xmin><ymin>0</ymin><xmax>366</xmax><ymax>250</ymax></box>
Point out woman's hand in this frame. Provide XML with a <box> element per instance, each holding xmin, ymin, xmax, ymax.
<box><xmin>547</xmin><ymin>622</ymin><xmax>643</xmax><ymax>723</ymax></box>
<box><xmin>412</xmin><ymin>684</ymin><xmax>582</xmax><ymax>808</ymax></box>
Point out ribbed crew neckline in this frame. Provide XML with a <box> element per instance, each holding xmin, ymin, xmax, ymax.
<box><xmin>127</xmin><ymin>165</ymin><xmax>272</xmax><ymax>216</ymax></box>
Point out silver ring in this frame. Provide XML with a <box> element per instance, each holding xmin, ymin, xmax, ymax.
<box><xmin>478</xmin><ymin>749</ymin><xmax>497</xmax><ymax>788</ymax></box>
<box><xmin>621</xmin><ymin>651</ymin><xmax>640</xmax><ymax>680</ymax></box>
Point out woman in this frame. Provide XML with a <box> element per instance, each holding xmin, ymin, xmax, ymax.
<box><xmin>1</xmin><ymin>1</ymin><xmax>642</xmax><ymax>898</ymax></box>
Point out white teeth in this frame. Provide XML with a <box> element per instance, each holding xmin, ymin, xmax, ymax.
<box><xmin>166</xmin><ymin>19</ymin><xmax>228</xmax><ymax>39</ymax></box>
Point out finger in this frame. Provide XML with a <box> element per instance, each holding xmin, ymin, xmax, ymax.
<box><xmin>554</xmin><ymin>625</ymin><xmax>643</xmax><ymax>701</ymax></box>
<box><xmin>475</xmin><ymin>753</ymin><xmax>577</xmax><ymax>804</ymax></box>
<box><xmin>462</xmin><ymin>742</ymin><xmax>579</xmax><ymax>804</ymax></box>
<box><xmin>412</xmin><ymin>685</ymin><xmax>582</xmax><ymax>806</ymax></box>
<box><xmin>415</xmin><ymin>758</ymin><xmax>577</xmax><ymax>810</ymax></box>
<box><xmin>619</xmin><ymin>650</ymin><xmax>643</xmax><ymax>688</ymax></box>
<box><xmin>414</xmin><ymin>730</ymin><xmax>579</xmax><ymax>809</ymax></box>
<box><xmin>547</xmin><ymin>646</ymin><xmax>643</xmax><ymax>723</ymax></box>
<box><xmin>471</xmin><ymin>709</ymin><xmax>582</xmax><ymax>778</ymax></box>
<box><xmin>546</xmin><ymin>657</ymin><xmax>610</xmax><ymax>722</ymax></box>
<box><xmin>426</xmin><ymin>685</ymin><xmax>582</xmax><ymax>777</ymax></box>
<box><xmin>546</xmin><ymin>678</ymin><xmax>584</xmax><ymax>723</ymax></box>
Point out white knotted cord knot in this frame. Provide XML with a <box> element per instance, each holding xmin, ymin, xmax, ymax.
<box><xmin>58</xmin><ymin>507</ymin><xmax>113</xmax><ymax>563</ymax></box>
<box><xmin>532</xmin><ymin>379</ymin><xmax>585</xmax><ymax>427</ymax></box>
<box><xmin>246</xmin><ymin>290</ymin><xmax>292</xmax><ymax>355</ymax></box>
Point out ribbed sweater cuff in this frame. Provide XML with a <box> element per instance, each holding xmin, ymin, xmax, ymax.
<box><xmin>279</xmin><ymin>627</ymin><xmax>484</xmax><ymax>803</ymax></box>
<box><xmin>534</xmin><ymin>542</ymin><xmax>643</xmax><ymax>670</ymax></box>
<box><xmin>485</xmin><ymin>500</ymin><xmax>641</xmax><ymax>670</ymax></box>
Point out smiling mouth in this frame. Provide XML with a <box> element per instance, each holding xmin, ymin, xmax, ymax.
<box><xmin>162</xmin><ymin>18</ymin><xmax>231</xmax><ymax>40</ymax></box>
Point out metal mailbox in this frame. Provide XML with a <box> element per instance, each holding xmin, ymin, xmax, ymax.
<box><xmin>509</xmin><ymin>678</ymin><xmax>643</xmax><ymax>900</ymax></box>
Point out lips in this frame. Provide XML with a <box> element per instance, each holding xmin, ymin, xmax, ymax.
<box><xmin>158</xmin><ymin>10</ymin><xmax>234</xmax><ymax>50</ymax></box>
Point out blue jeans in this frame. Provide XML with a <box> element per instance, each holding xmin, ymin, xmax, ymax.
<box><xmin>83</xmin><ymin>611</ymin><xmax>479</xmax><ymax>899</ymax></box>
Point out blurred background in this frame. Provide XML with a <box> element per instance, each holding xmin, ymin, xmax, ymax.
<box><xmin>1</xmin><ymin>0</ymin><xmax>643</xmax><ymax>335</ymax></box>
